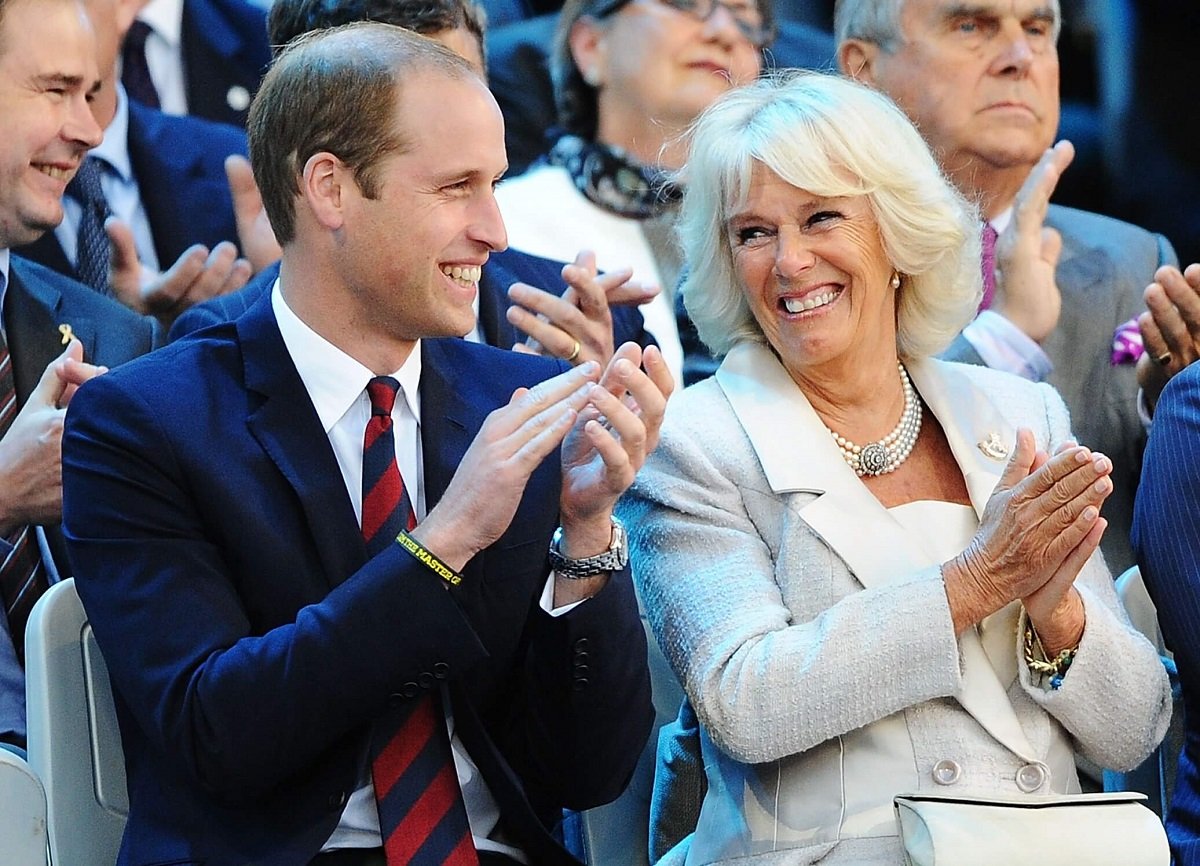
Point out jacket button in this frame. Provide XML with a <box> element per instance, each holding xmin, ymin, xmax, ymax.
<box><xmin>931</xmin><ymin>759</ymin><xmax>961</xmax><ymax>786</ymax></box>
<box><xmin>574</xmin><ymin>651</ymin><xmax>589</xmax><ymax>664</ymax></box>
<box><xmin>573</xmin><ymin>638</ymin><xmax>589</xmax><ymax>652</ymax></box>
<box><xmin>401</xmin><ymin>682</ymin><xmax>420</xmax><ymax>698</ymax></box>
<box><xmin>418</xmin><ymin>672</ymin><xmax>435</xmax><ymax>689</ymax></box>
<box><xmin>388</xmin><ymin>693</ymin><xmax>405</xmax><ymax>707</ymax></box>
<box><xmin>573</xmin><ymin>663</ymin><xmax>590</xmax><ymax>677</ymax></box>
<box><xmin>328</xmin><ymin>790</ymin><xmax>347</xmax><ymax>809</ymax></box>
<box><xmin>1016</xmin><ymin>763</ymin><xmax>1048</xmax><ymax>793</ymax></box>
<box><xmin>433</xmin><ymin>662</ymin><xmax>450</xmax><ymax>679</ymax></box>
<box><xmin>572</xmin><ymin>677</ymin><xmax>589</xmax><ymax>692</ymax></box>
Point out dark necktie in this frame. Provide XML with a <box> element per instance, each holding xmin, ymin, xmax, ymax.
<box><xmin>65</xmin><ymin>158</ymin><xmax>112</xmax><ymax>294</ymax></box>
<box><xmin>0</xmin><ymin>327</ymin><xmax>48</xmax><ymax>666</ymax></box>
<box><xmin>979</xmin><ymin>222</ymin><xmax>998</xmax><ymax>312</ymax></box>
<box><xmin>361</xmin><ymin>377</ymin><xmax>477</xmax><ymax>866</ymax></box>
<box><xmin>121</xmin><ymin>19</ymin><xmax>161</xmax><ymax>109</ymax></box>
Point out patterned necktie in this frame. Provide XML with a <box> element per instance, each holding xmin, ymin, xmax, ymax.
<box><xmin>979</xmin><ymin>222</ymin><xmax>998</xmax><ymax>312</ymax></box>
<box><xmin>121</xmin><ymin>19</ymin><xmax>161</xmax><ymax>109</ymax></box>
<box><xmin>0</xmin><ymin>327</ymin><xmax>48</xmax><ymax>666</ymax></box>
<box><xmin>362</xmin><ymin>377</ymin><xmax>478</xmax><ymax>866</ymax></box>
<box><xmin>65</xmin><ymin>158</ymin><xmax>113</xmax><ymax>294</ymax></box>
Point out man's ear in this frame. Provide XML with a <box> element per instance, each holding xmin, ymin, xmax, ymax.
<box><xmin>838</xmin><ymin>39</ymin><xmax>881</xmax><ymax>85</ymax></box>
<box><xmin>301</xmin><ymin>152</ymin><xmax>347</xmax><ymax>232</ymax></box>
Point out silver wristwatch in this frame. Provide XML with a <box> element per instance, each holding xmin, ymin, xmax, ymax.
<box><xmin>548</xmin><ymin>517</ymin><xmax>629</xmax><ymax>579</ymax></box>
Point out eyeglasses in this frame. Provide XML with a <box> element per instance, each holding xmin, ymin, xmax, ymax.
<box><xmin>590</xmin><ymin>0</ymin><xmax>773</xmax><ymax>48</ymax></box>
<box><xmin>655</xmin><ymin>0</ymin><xmax>772</xmax><ymax>47</ymax></box>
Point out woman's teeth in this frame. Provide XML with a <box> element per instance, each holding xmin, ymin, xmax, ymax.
<box><xmin>441</xmin><ymin>265</ymin><xmax>481</xmax><ymax>285</ymax></box>
<box><xmin>783</xmin><ymin>291</ymin><xmax>838</xmax><ymax>313</ymax></box>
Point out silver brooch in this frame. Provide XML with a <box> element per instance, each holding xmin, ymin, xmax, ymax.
<box><xmin>977</xmin><ymin>432</ymin><xmax>1009</xmax><ymax>461</ymax></box>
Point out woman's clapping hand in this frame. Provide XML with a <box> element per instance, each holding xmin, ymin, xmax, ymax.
<box><xmin>943</xmin><ymin>428</ymin><xmax>1110</xmax><ymax>649</ymax></box>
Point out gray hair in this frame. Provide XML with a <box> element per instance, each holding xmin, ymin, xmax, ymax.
<box><xmin>834</xmin><ymin>0</ymin><xmax>1061</xmax><ymax>48</ymax></box>
<box><xmin>677</xmin><ymin>70</ymin><xmax>982</xmax><ymax>361</ymax></box>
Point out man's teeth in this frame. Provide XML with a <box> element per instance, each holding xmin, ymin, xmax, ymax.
<box><xmin>38</xmin><ymin>165</ymin><xmax>69</xmax><ymax>181</ymax></box>
<box><xmin>783</xmin><ymin>291</ymin><xmax>838</xmax><ymax>313</ymax></box>
<box><xmin>441</xmin><ymin>265</ymin><xmax>481</xmax><ymax>284</ymax></box>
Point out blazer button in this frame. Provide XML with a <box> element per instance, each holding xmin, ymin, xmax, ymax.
<box><xmin>931</xmin><ymin>759</ymin><xmax>961</xmax><ymax>786</ymax></box>
<box><xmin>1016</xmin><ymin>763</ymin><xmax>1048</xmax><ymax>793</ymax></box>
<box><xmin>574</xmin><ymin>651</ymin><xmax>589</xmax><ymax>664</ymax></box>
<box><xmin>573</xmin><ymin>663</ymin><xmax>590</xmax><ymax>677</ymax></box>
<box><xmin>401</xmin><ymin>681</ymin><xmax>420</xmax><ymax>699</ymax></box>
<box><xmin>388</xmin><ymin>693</ymin><xmax>405</xmax><ymax>707</ymax></box>
<box><xmin>418</xmin><ymin>672</ymin><xmax>435</xmax><ymax>689</ymax></box>
<box><xmin>328</xmin><ymin>790</ymin><xmax>347</xmax><ymax>809</ymax></box>
<box><xmin>573</xmin><ymin>638</ymin><xmax>589</xmax><ymax>652</ymax></box>
<box><xmin>433</xmin><ymin>662</ymin><xmax>450</xmax><ymax>679</ymax></box>
<box><xmin>572</xmin><ymin>677</ymin><xmax>590</xmax><ymax>692</ymax></box>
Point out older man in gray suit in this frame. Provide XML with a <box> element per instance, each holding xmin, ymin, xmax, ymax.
<box><xmin>834</xmin><ymin>0</ymin><xmax>1180</xmax><ymax>573</ymax></box>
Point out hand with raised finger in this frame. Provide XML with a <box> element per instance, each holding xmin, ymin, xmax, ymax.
<box><xmin>410</xmin><ymin>362</ymin><xmax>602</xmax><ymax>571</ymax></box>
<box><xmin>508</xmin><ymin>278</ymin><xmax>611</xmax><ymax>366</ymax></box>
<box><xmin>942</xmin><ymin>427</ymin><xmax>1112</xmax><ymax>632</ymax></box>
<box><xmin>0</xmin><ymin>340</ymin><xmax>104</xmax><ymax>534</ymax></box>
<box><xmin>1137</xmin><ymin>262</ymin><xmax>1200</xmax><ymax>413</ymax></box>
<box><xmin>992</xmin><ymin>141</ymin><xmax>1074</xmax><ymax>342</ymax></box>
<box><xmin>131</xmin><ymin>242</ymin><xmax>252</xmax><ymax>330</ymax></box>
<box><xmin>226</xmin><ymin>154</ymin><xmax>281</xmax><ymax>273</ymax></box>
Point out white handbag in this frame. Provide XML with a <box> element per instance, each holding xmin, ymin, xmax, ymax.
<box><xmin>893</xmin><ymin>790</ymin><xmax>1170</xmax><ymax>866</ymax></box>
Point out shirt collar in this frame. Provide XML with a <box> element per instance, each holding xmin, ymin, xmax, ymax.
<box><xmin>989</xmin><ymin>206</ymin><xmax>1013</xmax><ymax>236</ymax></box>
<box><xmin>138</xmin><ymin>0</ymin><xmax>183</xmax><ymax>47</ymax></box>
<box><xmin>95</xmin><ymin>85</ymin><xmax>134</xmax><ymax>183</ymax></box>
<box><xmin>271</xmin><ymin>280</ymin><xmax>422</xmax><ymax>433</ymax></box>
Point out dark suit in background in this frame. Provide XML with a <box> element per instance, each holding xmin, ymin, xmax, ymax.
<box><xmin>169</xmin><ymin>246</ymin><xmax>655</xmax><ymax>350</ymax></box>
<box><xmin>1133</xmin><ymin>361</ymin><xmax>1200</xmax><ymax>866</ymax></box>
<box><xmin>16</xmin><ymin>101</ymin><xmax>247</xmax><ymax>281</ymax></box>
<box><xmin>0</xmin><ymin>255</ymin><xmax>156</xmax><ymax>748</ymax></box>
<box><xmin>62</xmin><ymin>294</ymin><xmax>652</xmax><ymax>865</ymax></box>
<box><xmin>180</xmin><ymin>0</ymin><xmax>271</xmax><ymax>128</ymax></box>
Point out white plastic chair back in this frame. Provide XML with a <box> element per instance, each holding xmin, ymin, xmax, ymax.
<box><xmin>25</xmin><ymin>578</ymin><xmax>128</xmax><ymax>866</ymax></box>
<box><xmin>0</xmin><ymin>748</ymin><xmax>49</xmax><ymax>865</ymax></box>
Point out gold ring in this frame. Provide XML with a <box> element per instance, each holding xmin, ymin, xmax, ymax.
<box><xmin>1156</xmin><ymin>351</ymin><xmax>1173</xmax><ymax>367</ymax></box>
<box><xmin>565</xmin><ymin>339</ymin><xmax>581</xmax><ymax>362</ymax></box>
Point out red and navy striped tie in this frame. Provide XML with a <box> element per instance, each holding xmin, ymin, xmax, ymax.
<box><xmin>0</xmin><ymin>328</ymin><xmax>48</xmax><ymax>665</ymax></box>
<box><xmin>361</xmin><ymin>376</ymin><xmax>477</xmax><ymax>866</ymax></box>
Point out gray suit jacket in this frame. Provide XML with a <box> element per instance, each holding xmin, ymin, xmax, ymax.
<box><xmin>943</xmin><ymin>204</ymin><xmax>1177</xmax><ymax>573</ymax></box>
<box><xmin>622</xmin><ymin>344</ymin><xmax>1171</xmax><ymax>865</ymax></box>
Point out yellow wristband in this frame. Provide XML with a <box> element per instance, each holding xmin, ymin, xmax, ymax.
<box><xmin>394</xmin><ymin>530</ymin><xmax>463</xmax><ymax>588</ymax></box>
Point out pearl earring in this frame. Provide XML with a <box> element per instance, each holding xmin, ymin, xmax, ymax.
<box><xmin>890</xmin><ymin>272</ymin><xmax>901</xmax><ymax>289</ymax></box>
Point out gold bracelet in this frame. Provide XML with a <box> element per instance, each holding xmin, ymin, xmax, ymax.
<box><xmin>394</xmin><ymin>530</ymin><xmax>463</xmax><ymax>588</ymax></box>
<box><xmin>1022</xmin><ymin>619</ymin><xmax>1077</xmax><ymax>689</ymax></box>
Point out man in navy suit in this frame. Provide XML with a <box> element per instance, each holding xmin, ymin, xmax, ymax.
<box><xmin>18</xmin><ymin>0</ymin><xmax>253</xmax><ymax>327</ymax></box>
<box><xmin>0</xmin><ymin>0</ymin><xmax>156</xmax><ymax>752</ymax></box>
<box><xmin>62</xmin><ymin>23</ymin><xmax>669</xmax><ymax>865</ymax></box>
<box><xmin>133</xmin><ymin>0</ymin><xmax>271</xmax><ymax>128</ymax></box>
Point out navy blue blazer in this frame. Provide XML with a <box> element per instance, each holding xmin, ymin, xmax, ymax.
<box><xmin>62</xmin><ymin>293</ymin><xmax>652</xmax><ymax>865</ymax></box>
<box><xmin>0</xmin><ymin>255</ymin><xmax>156</xmax><ymax>749</ymax></box>
<box><xmin>169</xmin><ymin>246</ymin><xmax>655</xmax><ymax>351</ymax></box>
<box><xmin>180</xmin><ymin>0</ymin><xmax>271</xmax><ymax>128</ymax></box>
<box><xmin>16</xmin><ymin>101</ymin><xmax>247</xmax><ymax>281</ymax></box>
<box><xmin>1133</xmin><ymin>363</ymin><xmax>1200</xmax><ymax>866</ymax></box>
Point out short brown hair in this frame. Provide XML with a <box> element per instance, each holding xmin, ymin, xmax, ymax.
<box><xmin>267</xmin><ymin>0</ymin><xmax>487</xmax><ymax>62</ymax></box>
<box><xmin>248</xmin><ymin>22</ymin><xmax>473</xmax><ymax>245</ymax></box>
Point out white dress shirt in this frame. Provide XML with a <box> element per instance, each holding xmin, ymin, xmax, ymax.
<box><xmin>135</xmin><ymin>0</ymin><xmax>188</xmax><ymax>117</ymax></box>
<box><xmin>270</xmin><ymin>283</ymin><xmax>532</xmax><ymax>860</ymax></box>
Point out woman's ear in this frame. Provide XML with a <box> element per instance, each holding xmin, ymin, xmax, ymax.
<box><xmin>569</xmin><ymin>15</ymin><xmax>608</xmax><ymax>88</ymax></box>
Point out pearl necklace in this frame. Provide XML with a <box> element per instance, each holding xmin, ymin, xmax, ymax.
<box><xmin>827</xmin><ymin>362</ymin><xmax>922</xmax><ymax>477</ymax></box>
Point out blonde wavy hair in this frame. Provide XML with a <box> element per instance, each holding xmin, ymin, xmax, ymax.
<box><xmin>676</xmin><ymin>70</ymin><xmax>983</xmax><ymax>361</ymax></box>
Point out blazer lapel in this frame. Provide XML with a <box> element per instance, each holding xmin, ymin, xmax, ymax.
<box><xmin>715</xmin><ymin>343</ymin><xmax>930</xmax><ymax>589</ymax></box>
<box><xmin>237</xmin><ymin>293</ymin><xmax>364</xmax><ymax>588</ymax></box>
<box><xmin>718</xmin><ymin>347</ymin><xmax>1037</xmax><ymax>760</ymax></box>
<box><xmin>419</xmin><ymin>340</ymin><xmax>490</xmax><ymax>596</ymax></box>
<box><xmin>5</xmin><ymin>262</ymin><xmax>96</xmax><ymax>402</ymax></box>
<box><xmin>907</xmin><ymin>359</ymin><xmax>1035</xmax><ymax>760</ymax></box>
